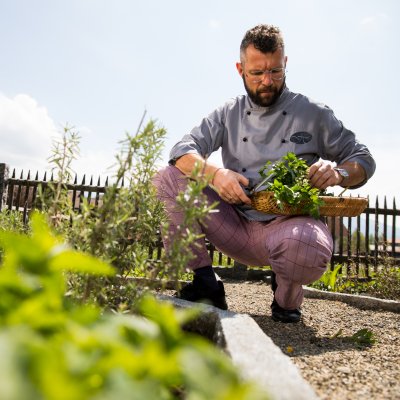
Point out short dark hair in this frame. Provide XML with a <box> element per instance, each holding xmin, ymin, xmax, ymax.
<box><xmin>240</xmin><ymin>24</ymin><xmax>285</xmax><ymax>62</ymax></box>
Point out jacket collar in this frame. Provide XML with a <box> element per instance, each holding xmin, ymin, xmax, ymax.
<box><xmin>246</xmin><ymin>85</ymin><xmax>290</xmax><ymax>112</ymax></box>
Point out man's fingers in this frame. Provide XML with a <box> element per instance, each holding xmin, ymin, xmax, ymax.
<box><xmin>221</xmin><ymin>184</ymin><xmax>250</xmax><ymax>204</ymax></box>
<box><xmin>219</xmin><ymin>182</ymin><xmax>251</xmax><ymax>205</ymax></box>
<box><xmin>308</xmin><ymin>161</ymin><xmax>338</xmax><ymax>189</ymax></box>
<box><xmin>237</xmin><ymin>174</ymin><xmax>250</xmax><ymax>187</ymax></box>
<box><xmin>233</xmin><ymin>186</ymin><xmax>251</xmax><ymax>205</ymax></box>
<box><xmin>215</xmin><ymin>170</ymin><xmax>252</xmax><ymax>204</ymax></box>
<box><xmin>308</xmin><ymin>161</ymin><xmax>324</xmax><ymax>181</ymax></box>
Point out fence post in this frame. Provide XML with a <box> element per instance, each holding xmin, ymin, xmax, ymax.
<box><xmin>0</xmin><ymin>163</ymin><xmax>9</xmax><ymax>211</ymax></box>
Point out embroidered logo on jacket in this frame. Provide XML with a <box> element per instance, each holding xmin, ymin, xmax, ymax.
<box><xmin>289</xmin><ymin>132</ymin><xmax>312</xmax><ymax>144</ymax></box>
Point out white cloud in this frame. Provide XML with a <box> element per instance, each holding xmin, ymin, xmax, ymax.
<box><xmin>0</xmin><ymin>93</ymin><xmax>57</xmax><ymax>173</ymax></box>
<box><xmin>0</xmin><ymin>93</ymin><xmax>116</xmax><ymax>181</ymax></box>
<box><xmin>72</xmin><ymin>150</ymin><xmax>117</xmax><ymax>182</ymax></box>
<box><xmin>360</xmin><ymin>13</ymin><xmax>389</xmax><ymax>30</ymax></box>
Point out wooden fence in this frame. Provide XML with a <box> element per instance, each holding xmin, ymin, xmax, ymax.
<box><xmin>1</xmin><ymin>163</ymin><xmax>399</xmax><ymax>278</ymax></box>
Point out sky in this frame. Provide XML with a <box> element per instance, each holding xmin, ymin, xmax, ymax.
<box><xmin>0</xmin><ymin>0</ymin><xmax>399</xmax><ymax>203</ymax></box>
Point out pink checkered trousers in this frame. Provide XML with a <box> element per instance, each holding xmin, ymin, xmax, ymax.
<box><xmin>153</xmin><ymin>165</ymin><xmax>333</xmax><ymax>309</ymax></box>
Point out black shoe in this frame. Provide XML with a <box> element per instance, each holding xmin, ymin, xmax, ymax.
<box><xmin>270</xmin><ymin>271</ymin><xmax>301</xmax><ymax>323</ymax></box>
<box><xmin>271</xmin><ymin>298</ymin><xmax>301</xmax><ymax>323</ymax></box>
<box><xmin>270</xmin><ymin>270</ymin><xmax>277</xmax><ymax>293</ymax></box>
<box><xmin>176</xmin><ymin>280</ymin><xmax>228</xmax><ymax>310</ymax></box>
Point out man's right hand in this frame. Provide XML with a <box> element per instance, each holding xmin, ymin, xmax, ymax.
<box><xmin>212</xmin><ymin>168</ymin><xmax>251</xmax><ymax>205</ymax></box>
<box><xmin>175</xmin><ymin>154</ymin><xmax>251</xmax><ymax>205</ymax></box>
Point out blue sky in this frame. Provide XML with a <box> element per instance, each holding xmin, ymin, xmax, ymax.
<box><xmin>0</xmin><ymin>0</ymin><xmax>398</xmax><ymax>202</ymax></box>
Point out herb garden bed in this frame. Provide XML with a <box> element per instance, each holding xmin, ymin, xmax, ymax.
<box><xmin>157</xmin><ymin>294</ymin><xmax>319</xmax><ymax>400</ymax></box>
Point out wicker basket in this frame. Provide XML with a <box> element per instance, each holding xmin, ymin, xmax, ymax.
<box><xmin>251</xmin><ymin>191</ymin><xmax>368</xmax><ymax>217</ymax></box>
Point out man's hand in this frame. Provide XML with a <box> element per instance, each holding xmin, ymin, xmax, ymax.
<box><xmin>174</xmin><ymin>154</ymin><xmax>252</xmax><ymax>205</ymax></box>
<box><xmin>212</xmin><ymin>168</ymin><xmax>251</xmax><ymax>205</ymax></box>
<box><xmin>308</xmin><ymin>159</ymin><xmax>367</xmax><ymax>189</ymax></box>
<box><xmin>308</xmin><ymin>160</ymin><xmax>342</xmax><ymax>190</ymax></box>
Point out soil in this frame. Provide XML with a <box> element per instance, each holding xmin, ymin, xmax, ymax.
<box><xmin>223</xmin><ymin>280</ymin><xmax>400</xmax><ymax>400</ymax></box>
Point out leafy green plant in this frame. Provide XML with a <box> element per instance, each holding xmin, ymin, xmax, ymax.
<box><xmin>0</xmin><ymin>212</ymin><xmax>269</xmax><ymax>400</ymax></box>
<box><xmin>309</xmin><ymin>260</ymin><xmax>400</xmax><ymax>300</ymax></box>
<box><xmin>309</xmin><ymin>263</ymin><xmax>377</xmax><ymax>295</ymax></box>
<box><xmin>36</xmin><ymin>125</ymin><xmax>80</xmax><ymax>227</ymax></box>
<box><xmin>158</xmin><ymin>162</ymin><xmax>219</xmax><ymax>286</ymax></box>
<box><xmin>258</xmin><ymin>152</ymin><xmax>324</xmax><ymax>218</ymax></box>
<box><xmin>35</xmin><ymin>119</ymin><xmax>221</xmax><ymax>308</ymax></box>
<box><xmin>309</xmin><ymin>264</ymin><xmax>343</xmax><ymax>291</ymax></box>
<box><xmin>62</xmin><ymin>119</ymin><xmax>168</xmax><ymax>304</ymax></box>
<box><xmin>363</xmin><ymin>267</ymin><xmax>400</xmax><ymax>300</ymax></box>
<box><xmin>0</xmin><ymin>209</ymin><xmax>27</xmax><ymax>234</ymax></box>
<box><xmin>330</xmin><ymin>328</ymin><xmax>376</xmax><ymax>349</ymax></box>
<box><xmin>350</xmin><ymin>328</ymin><xmax>376</xmax><ymax>347</ymax></box>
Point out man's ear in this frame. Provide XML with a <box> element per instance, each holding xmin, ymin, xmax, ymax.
<box><xmin>236</xmin><ymin>62</ymin><xmax>244</xmax><ymax>77</ymax></box>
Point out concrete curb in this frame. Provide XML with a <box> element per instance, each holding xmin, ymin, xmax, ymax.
<box><xmin>303</xmin><ymin>286</ymin><xmax>400</xmax><ymax>313</ymax></box>
<box><xmin>157</xmin><ymin>294</ymin><xmax>319</xmax><ymax>400</ymax></box>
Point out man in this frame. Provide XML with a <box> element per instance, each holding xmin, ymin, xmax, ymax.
<box><xmin>153</xmin><ymin>24</ymin><xmax>375</xmax><ymax>323</ymax></box>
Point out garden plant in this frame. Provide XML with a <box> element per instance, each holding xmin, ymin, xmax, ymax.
<box><xmin>0</xmin><ymin>120</ymin><xmax>270</xmax><ymax>399</ymax></box>
<box><xmin>0</xmin><ymin>213</ymin><xmax>269</xmax><ymax>399</ymax></box>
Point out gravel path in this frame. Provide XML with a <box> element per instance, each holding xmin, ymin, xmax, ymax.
<box><xmin>223</xmin><ymin>280</ymin><xmax>400</xmax><ymax>400</ymax></box>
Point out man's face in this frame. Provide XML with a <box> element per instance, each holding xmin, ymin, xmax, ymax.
<box><xmin>236</xmin><ymin>44</ymin><xmax>287</xmax><ymax>107</ymax></box>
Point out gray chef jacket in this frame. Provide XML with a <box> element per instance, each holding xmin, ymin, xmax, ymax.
<box><xmin>169</xmin><ymin>86</ymin><xmax>376</xmax><ymax>221</ymax></box>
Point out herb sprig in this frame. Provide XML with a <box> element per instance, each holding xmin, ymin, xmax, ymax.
<box><xmin>258</xmin><ymin>152</ymin><xmax>324</xmax><ymax>218</ymax></box>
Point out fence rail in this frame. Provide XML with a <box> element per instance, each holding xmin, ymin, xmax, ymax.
<box><xmin>1</xmin><ymin>163</ymin><xmax>399</xmax><ymax>279</ymax></box>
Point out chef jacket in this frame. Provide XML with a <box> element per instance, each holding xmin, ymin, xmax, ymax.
<box><xmin>169</xmin><ymin>86</ymin><xmax>376</xmax><ymax>221</ymax></box>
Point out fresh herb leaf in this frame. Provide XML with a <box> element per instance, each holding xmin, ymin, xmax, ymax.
<box><xmin>258</xmin><ymin>152</ymin><xmax>324</xmax><ymax>218</ymax></box>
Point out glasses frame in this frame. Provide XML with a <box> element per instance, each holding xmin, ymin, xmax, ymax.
<box><xmin>245</xmin><ymin>67</ymin><xmax>287</xmax><ymax>83</ymax></box>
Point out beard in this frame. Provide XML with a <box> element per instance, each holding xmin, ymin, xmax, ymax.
<box><xmin>243</xmin><ymin>76</ymin><xmax>285</xmax><ymax>107</ymax></box>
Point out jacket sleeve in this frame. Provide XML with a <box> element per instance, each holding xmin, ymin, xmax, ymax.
<box><xmin>318</xmin><ymin>105</ymin><xmax>376</xmax><ymax>187</ymax></box>
<box><xmin>169</xmin><ymin>107</ymin><xmax>225</xmax><ymax>164</ymax></box>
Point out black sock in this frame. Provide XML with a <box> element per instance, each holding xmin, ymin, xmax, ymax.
<box><xmin>194</xmin><ymin>266</ymin><xmax>219</xmax><ymax>291</ymax></box>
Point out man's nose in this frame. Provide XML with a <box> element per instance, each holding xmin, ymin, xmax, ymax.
<box><xmin>260</xmin><ymin>71</ymin><xmax>273</xmax><ymax>84</ymax></box>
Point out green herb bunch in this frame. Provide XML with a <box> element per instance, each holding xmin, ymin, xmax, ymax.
<box><xmin>259</xmin><ymin>152</ymin><xmax>324</xmax><ymax>218</ymax></box>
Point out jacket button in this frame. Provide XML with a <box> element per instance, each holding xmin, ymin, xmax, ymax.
<box><xmin>242</xmin><ymin>168</ymin><xmax>247</xmax><ymax>172</ymax></box>
<box><xmin>243</xmin><ymin>137</ymin><xmax>248</xmax><ymax>142</ymax></box>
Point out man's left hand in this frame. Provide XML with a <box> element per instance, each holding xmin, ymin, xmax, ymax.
<box><xmin>308</xmin><ymin>160</ymin><xmax>342</xmax><ymax>190</ymax></box>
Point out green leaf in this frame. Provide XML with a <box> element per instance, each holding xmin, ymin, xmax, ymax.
<box><xmin>329</xmin><ymin>264</ymin><xmax>342</xmax><ymax>290</ymax></box>
<box><xmin>351</xmin><ymin>328</ymin><xmax>376</xmax><ymax>346</ymax></box>
<box><xmin>50</xmin><ymin>250</ymin><xmax>115</xmax><ymax>276</ymax></box>
<box><xmin>137</xmin><ymin>296</ymin><xmax>199</xmax><ymax>347</ymax></box>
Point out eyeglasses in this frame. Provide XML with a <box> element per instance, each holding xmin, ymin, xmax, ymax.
<box><xmin>246</xmin><ymin>67</ymin><xmax>286</xmax><ymax>83</ymax></box>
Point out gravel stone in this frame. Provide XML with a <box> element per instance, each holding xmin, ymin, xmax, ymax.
<box><xmin>223</xmin><ymin>280</ymin><xmax>400</xmax><ymax>400</ymax></box>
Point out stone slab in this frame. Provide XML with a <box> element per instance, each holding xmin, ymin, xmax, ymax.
<box><xmin>303</xmin><ymin>286</ymin><xmax>400</xmax><ymax>313</ymax></box>
<box><xmin>158</xmin><ymin>295</ymin><xmax>319</xmax><ymax>400</ymax></box>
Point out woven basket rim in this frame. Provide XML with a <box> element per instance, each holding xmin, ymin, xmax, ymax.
<box><xmin>318</xmin><ymin>195</ymin><xmax>368</xmax><ymax>201</ymax></box>
<box><xmin>250</xmin><ymin>191</ymin><xmax>368</xmax><ymax>217</ymax></box>
<box><xmin>253</xmin><ymin>191</ymin><xmax>368</xmax><ymax>201</ymax></box>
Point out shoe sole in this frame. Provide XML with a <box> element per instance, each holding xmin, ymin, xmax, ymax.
<box><xmin>271</xmin><ymin>314</ymin><xmax>301</xmax><ymax>323</ymax></box>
